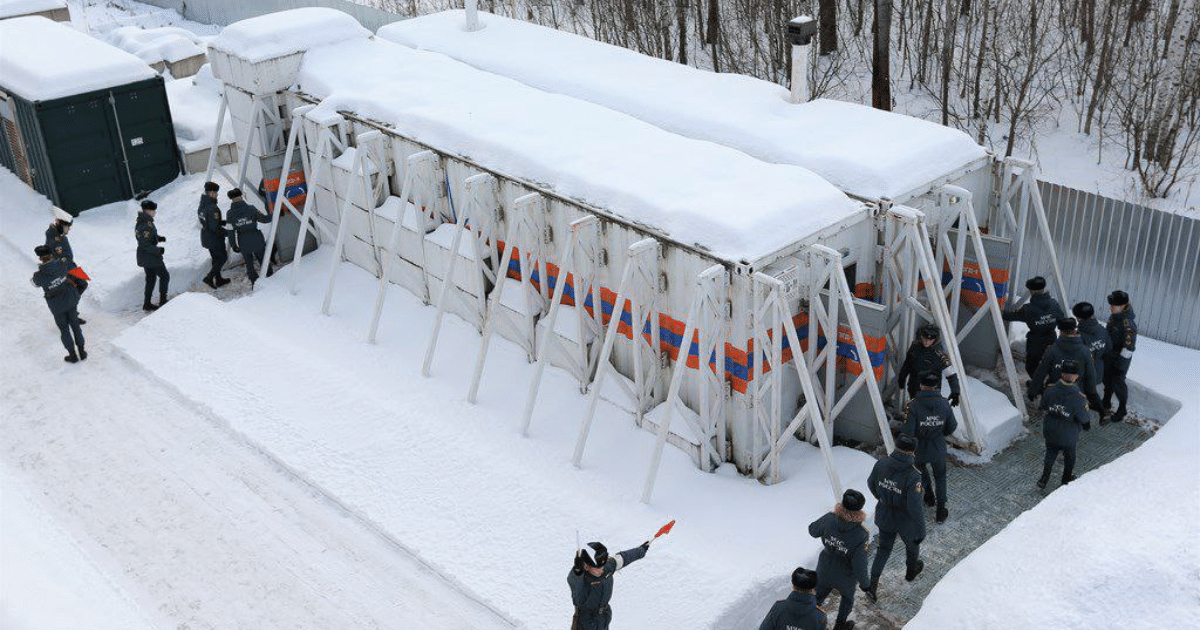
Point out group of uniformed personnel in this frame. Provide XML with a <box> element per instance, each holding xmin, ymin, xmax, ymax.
<box><xmin>31</xmin><ymin>213</ymin><xmax>87</xmax><ymax>363</ymax></box>
<box><xmin>197</xmin><ymin>181</ymin><xmax>273</xmax><ymax>290</ymax></box>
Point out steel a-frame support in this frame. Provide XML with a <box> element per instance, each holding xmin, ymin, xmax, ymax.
<box><xmin>996</xmin><ymin>157</ymin><xmax>1070</xmax><ymax>308</ymax></box>
<box><xmin>321</xmin><ymin>130</ymin><xmax>388</xmax><ymax>316</ymax></box>
<box><xmin>572</xmin><ymin>237</ymin><xmax>661</xmax><ymax>467</ymax></box>
<box><xmin>933</xmin><ymin>185</ymin><xmax>1025</xmax><ymax>416</ymax></box>
<box><xmin>288</xmin><ymin>110</ymin><xmax>351</xmax><ymax>294</ymax></box>
<box><xmin>880</xmin><ymin>205</ymin><xmax>984</xmax><ymax>452</ymax></box>
<box><xmin>203</xmin><ymin>90</ymin><xmax>284</xmax><ymax>208</ymax></box>
<box><xmin>367</xmin><ymin>150</ymin><xmax>443</xmax><ymax>342</ymax></box>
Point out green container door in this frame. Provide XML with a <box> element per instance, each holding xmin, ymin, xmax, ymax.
<box><xmin>38</xmin><ymin>95</ymin><xmax>129</xmax><ymax>212</ymax></box>
<box><xmin>111</xmin><ymin>80</ymin><xmax>180</xmax><ymax>197</ymax></box>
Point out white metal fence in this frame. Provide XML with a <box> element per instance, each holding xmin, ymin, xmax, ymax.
<box><xmin>1019</xmin><ymin>181</ymin><xmax>1200</xmax><ymax>348</ymax></box>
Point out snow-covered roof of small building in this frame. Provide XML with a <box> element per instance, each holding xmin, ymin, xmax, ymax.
<box><xmin>0</xmin><ymin>16</ymin><xmax>157</xmax><ymax>101</ymax></box>
<box><xmin>378</xmin><ymin>10</ymin><xmax>991</xmax><ymax>202</ymax></box>
<box><xmin>297</xmin><ymin>38</ymin><xmax>862</xmax><ymax>262</ymax></box>
<box><xmin>208</xmin><ymin>7</ymin><xmax>370</xmax><ymax>63</ymax></box>
<box><xmin>109</xmin><ymin>26</ymin><xmax>205</xmax><ymax>65</ymax></box>
<box><xmin>0</xmin><ymin>0</ymin><xmax>65</xmax><ymax>19</ymax></box>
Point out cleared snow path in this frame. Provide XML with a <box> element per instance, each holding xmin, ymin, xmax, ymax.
<box><xmin>0</xmin><ymin>240</ymin><xmax>516</xmax><ymax>630</ymax></box>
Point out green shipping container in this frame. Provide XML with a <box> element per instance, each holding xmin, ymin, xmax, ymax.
<box><xmin>0</xmin><ymin>17</ymin><xmax>182</xmax><ymax>215</ymax></box>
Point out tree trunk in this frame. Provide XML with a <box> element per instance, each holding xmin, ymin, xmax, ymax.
<box><xmin>942</xmin><ymin>0</ymin><xmax>960</xmax><ymax>125</ymax></box>
<box><xmin>873</xmin><ymin>0</ymin><xmax>894</xmax><ymax>110</ymax></box>
<box><xmin>677</xmin><ymin>1</ymin><xmax>689</xmax><ymax>64</ymax></box>
<box><xmin>819</xmin><ymin>0</ymin><xmax>838</xmax><ymax>55</ymax></box>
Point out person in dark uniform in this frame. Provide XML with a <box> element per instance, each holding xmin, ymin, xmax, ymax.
<box><xmin>902</xmin><ymin>372</ymin><xmax>958</xmax><ymax>524</ymax></box>
<box><xmin>896</xmin><ymin>324</ymin><xmax>961</xmax><ymax>407</ymax></box>
<box><xmin>868</xmin><ymin>434</ymin><xmax>926</xmax><ymax>594</ymax></box>
<box><xmin>1028</xmin><ymin>318</ymin><xmax>1102</xmax><ymax>410</ymax></box>
<box><xmin>198</xmin><ymin>181</ymin><xmax>232</xmax><ymax>288</ymax></box>
<box><xmin>807</xmin><ymin>489</ymin><xmax>870</xmax><ymax>630</ymax></box>
<box><xmin>1102</xmin><ymin>290</ymin><xmax>1137</xmax><ymax>424</ymax></box>
<box><xmin>135</xmin><ymin>199</ymin><xmax>170</xmax><ymax>311</ymax></box>
<box><xmin>225</xmin><ymin>188</ymin><xmax>272</xmax><ymax>287</ymax></box>
<box><xmin>758</xmin><ymin>567</ymin><xmax>828</xmax><ymax>630</ymax></box>
<box><xmin>1037</xmin><ymin>360</ymin><xmax>1093</xmax><ymax>489</ymax></box>
<box><xmin>44</xmin><ymin>215</ymin><xmax>74</xmax><ymax>264</ymax></box>
<box><xmin>1002</xmin><ymin>276</ymin><xmax>1065</xmax><ymax>377</ymax></box>
<box><xmin>568</xmin><ymin>540</ymin><xmax>649</xmax><ymax>630</ymax></box>
<box><xmin>1072</xmin><ymin>302</ymin><xmax>1109</xmax><ymax>387</ymax></box>
<box><xmin>30</xmin><ymin>245</ymin><xmax>85</xmax><ymax>362</ymax></box>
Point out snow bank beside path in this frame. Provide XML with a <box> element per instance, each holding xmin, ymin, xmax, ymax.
<box><xmin>113</xmin><ymin>250</ymin><xmax>879</xmax><ymax>630</ymax></box>
<box><xmin>0</xmin><ymin>464</ymin><xmax>159</xmax><ymax>630</ymax></box>
<box><xmin>0</xmin><ymin>168</ymin><xmax>219</xmax><ymax>312</ymax></box>
<box><xmin>907</xmin><ymin>338</ymin><xmax>1200</xmax><ymax>630</ymax></box>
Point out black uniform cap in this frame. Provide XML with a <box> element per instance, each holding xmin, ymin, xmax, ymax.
<box><xmin>1026</xmin><ymin>276</ymin><xmax>1047</xmax><ymax>291</ymax></box>
<box><xmin>842</xmin><ymin>489</ymin><xmax>866</xmax><ymax>512</ymax></box>
<box><xmin>896</xmin><ymin>433</ymin><xmax>918</xmax><ymax>452</ymax></box>
<box><xmin>919</xmin><ymin>324</ymin><xmax>940</xmax><ymax>340</ymax></box>
<box><xmin>1060</xmin><ymin>360</ymin><xmax>1081</xmax><ymax>375</ymax></box>
<box><xmin>1072</xmin><ymin>302</ymin><xmax>1095</xmax><ymax>320</ymax></box>
<box><xmin>582</xmin><ymin>541</ymin><xmax>608</xmax><ymax>568</ymax></box>
<box><xmin>227</xmin><ymin>188</ymin><xmax>243</xmax><ymax>199</ymax></box>
<box><xmin>1057</xmin><ymin>317</ymin><xmax>1078</xmax><ymax>333</ymax></box>
<box><xmin>1107</xmin><ymin>290</ymin><xmax>1130</xmax><ymax>306</ymax></box>
<box><xmin>140</xmin><ymin>199</ymin><xmax>157</xmax><ymax>210</ymax></box>
<box><xmin>34</xmin><ymin>244</ymin><xmax>51</xmax><ymax>257</ymax></box>
<box><xmin>204</xmin><ymin>181</ymin><xmax>220</xmax><ymax>192</ymax></box>
<box><xmin>791</xmin><ymin>567</ymin><xmax>819</xmax><ymax>591</ymax></box>
<box><xmin>919</xmin><ymin>371</ymin><xmax>941</xmax><ymax>388</ymax></box>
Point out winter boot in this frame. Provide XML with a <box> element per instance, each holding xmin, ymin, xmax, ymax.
<box><xmin>203</xmin><ymin>274</ymin><xmax>217</xmax><ymax>289</ymax></box>
<box><xmin>79</xmin><ymin>348</ymin><xmax>88</xmax><ymax>361</ymax></box>
<box><xmin>216</xmin><ymin>275</ymin><xmax>232</xmax><ymax>287</ymax></box>
<box><xmin>832</xmin><ymin>621</ymin><xmax>856</xmax><ymax>630</ymax></box>
<box><xmin>1101</xmin><ymin>392</ymin><xmax>1113</xmax><ymax>411</ymax></box>
<box><xmin>78</xmin><ymin>316</ymin><xmax>87</xmax><ymax>325</ymax></box>
<box><xmin>924</xmin><ymin>491</ymin><xmax>936</xmax><ymax>507</ymax></box>
<box><xmin>864</xmin><ymin>579</ymin><xmax>879</xmax><ymax>603</ymax></box>
<box><xmin>64</xmin><ymin>351</ymin><xmax>79</xmax><ymax>363</ymax></box>
<box><xmin>143</xmin><ymin>301</ymin><xmax>159</xmax><ymax>312</ymax></box>
<box><xmin>1037</xmin><ymin>464</ymin><xmax>1052</xmax><ymax>489</ymax></box>
<box><xmin>159</xmin><ymin>294</ymin><xmax>169</xmax><ymax>308</ymax></box>
<box><xmin>905</xmin><ymin>559</ymin><xmax>925</xmax><ymax>582</ymax></box>
<box><xmin>1062</xmin><ymin>469</ymin><xmax>1077</xmax><ymax>485</ymax></box>
<box><xmin>1111</xmin><ymin>406</ymin><xmax>1127</xmax><ymax>424</ymax></box>
<box><xmin>936</xmin><ymin>506</ymin><xmax>949</xmax><ymax>523</ymax></box>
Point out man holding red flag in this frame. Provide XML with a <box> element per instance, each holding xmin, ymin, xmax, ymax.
<box><xmin>568</xmin><ymin>521</ymin><xmax>672</xmax><ymax>630</ymax></box>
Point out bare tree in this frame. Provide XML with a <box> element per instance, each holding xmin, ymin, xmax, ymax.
<box><xmin>872</xmin><ymin>0</ymin><xmax>893</xmax><ymax>110</ymax></box>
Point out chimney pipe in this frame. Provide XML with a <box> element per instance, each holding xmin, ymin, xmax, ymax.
<box><xmin>786</xmin><ymin>16</ymin><xmax>817</xmax><ymax>104</ymax></box>
<box><xmin>466</xmin><ymin>0</ymin><xmax>481</xmax><ymax>31</ymax></box>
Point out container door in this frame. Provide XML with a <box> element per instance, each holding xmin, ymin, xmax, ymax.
<box><xmin>110</xmin><ymin>80</ymin><xmax>181</xmax><ymax>197</ymax></box>
<box><xmin>37</xmin><ymin>96</ymin><xmax>129</xmax><ymax>212</ymax></box>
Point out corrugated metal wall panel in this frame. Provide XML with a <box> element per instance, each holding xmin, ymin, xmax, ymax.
<box><xmin>1033</xmin><ymin>181</ymin><xmax>1200</xmax><ymax>348</ymax></box>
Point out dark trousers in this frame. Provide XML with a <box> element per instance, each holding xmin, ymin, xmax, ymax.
<box><xmin>570</xmin><ymin>606</ymin><xmax>611</xmax><ymax>630</ymax></box>
<box><xmin>52</xmin><ymin>307</ymin><xmax>85</xmax><ymax>353</ymax></box>
<box><xmin>143</xmin><ymin>265</ymin><xmax>169</xmax><ymax>305</ymax></box>
<box><xmin>205</xmin><ymin>243</ymin><xmax>228</xmax><ymax>280</ymax></box>
<box><xmin>1025</xmin><ymin>333</ymin><xmax>1055</xmax><ymax>376</ymax></box>
<box><xmin>243</xmin><ymin>245</ymin><xmax>267</xmax><ymax>282</ymax></box>
<box><xmin>1043</xmin><ymin>443</ymin><xmax>1077</xmax><ymax>479</ymax></box>
<box><xmin>871</xmin><ymin>530</ymin><xmax>921</xmax><ymax>582</ymax></box>
<box><xmin>917</xmin><ymin>459</ymin><xmax>948</xmax><ymax>509</ymax></box>
<box><xmin>815</xmin><ymin>583</ymin><xmax>856</xmax><ymax>625</ymax></box>
<box><xmin>1102</xmin><ymin>355</ymin><xmax>1130</xmax><ymax>410</ymax></box>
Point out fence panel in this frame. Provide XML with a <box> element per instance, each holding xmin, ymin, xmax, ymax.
<box><xmin>1022</xmin><ymin>181</ymin><xmax>1200</xmax><ymax>348</ymax></box>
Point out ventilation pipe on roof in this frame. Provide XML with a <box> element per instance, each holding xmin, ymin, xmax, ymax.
<box><xmin>465</xmin><ymin>0</ymin><xmax>481</xmax><ymax>31</ymax></box>
<box><xmin>786</xmin><ymin>16</ymin><xmax>818</xmax><ymax>104</ymax></box>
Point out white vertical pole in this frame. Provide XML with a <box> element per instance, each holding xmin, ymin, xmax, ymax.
<box><xmin>261</xmin><ymin>104</ymin><xmax>314</xmax><ymax>279</ymax></box>
<box><xmin>368</xmin><ymin>151</ymin><xmax>434</xmax><ymax>342</ymax></box>
<box><xmin>203</xmin><ymin>91</ymin><xmax>229</xmax><ymax>183</ymax></box>
<box><xmin>322</xmin><ymin>133</ymin><xmax>380</xmax><ymax>315</ymax></box>
<box><xmin>421</xmin><ymin>175</ymin><xmax>473</xmax><ymax>376</ymax></box>
<box><xmin>522</xmin><ymin>216</ymin><xmax>596</xmax><ymax>436</ymax></box>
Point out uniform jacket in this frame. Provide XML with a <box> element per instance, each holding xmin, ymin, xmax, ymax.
<box><xmin>868</xmin><ymin>451</ymin><xmax>926</xmax><ymax>541</ymax></box>
<box><xmin>44</xmin><ymin>224</ymin><xmax>74</xmax><ymax>265</ymax></box>
<box><xmin>1077</xmin><ymin>318</ymin><xmax>1109</xmax><ymax>379</ymax></box>
<box><xmin>807</xmin><ymin>504</ymin><xmax>871</xmax><ymax>591</ymax></box>
<box><xmin>197</xmin><ymin>194</ymin><xmax>227</xmax><ymax>249</ymax></box>
<box><xmin>1004</xmin><ymin>292</ymin><xmax>1065</xmax><ymax>339</ymax></box>
<box><xmin>1039</xmin><ymin>380</ymin><xmax>1092</xmax><ymax>447</ymax></box>
<box><xmin>226</xmin><ymin>199</ymin><xmax>271</xmax><ymax>253</ymax></box>
<box><xmin>1105</xmin><ymin>308</ymin><xmax>1138</xmax><ymax>358</ymax></box>
<box><xmin>897</xmin><ymin>341</ymin><xmax>961</xmax><ymax>395</ymax></box>
<box><xmin>567</xmin><ymin>546</ymin><xmax>647</xmax><ymax>613</ymax></box>
<box><xmin>31</xmin><ymin>257</ymin><xmax>80</xmax><ymax>314</ymax></box>
<box><xmin>135</xmin><ymin>212</ymin><xmax>164</xmax><ymax>268</ymax></box>
<box><xmin>757</xmin><ymin>591</ymin><xmax>827</xmax><ymax>630</ymax></box>
<box><xmin>1031</xmin><ymin>335</ymin><xmax>1100</xmax><ymax>402</ymax></box>
<box><xmin>902</xmin><ymin>391</ymin><xmax>958</xmax><ymax>464</ymax></box>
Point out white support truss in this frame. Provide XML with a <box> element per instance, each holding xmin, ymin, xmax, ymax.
<box><xmin>743</xmin><ymin>271</ymin><xmax>844</xmax><ymax>495</ymax></box>
<box><xmin>996</xmin><ymin>157</ymin><xmax>1070</xmax><ymax>307</ymax></box>
<box><xmin>803</xmin><ymin>245</ymin><xmax>893</xmax><ymax>452</ymax></box>
<box><xmin>289</xmin><ymin>110</ymin><xmax>351</xmax><ymax>294</ymax></box>
<box><xmin>934</xmin><ymin>185</ymin><xmax>1025</xmax><ymax>416</ymax></box>
<box><xmin>466</xmin><ymin>192</ymin><xmax>550</xmax><ymax>402</ymax></box>
<box><xmin>572</xmin><ymin>237</ymin><xmax>661</xmax><ymax>467</ymax></box>
<box><xmin>367</xmin><ymin>150</ymin><xmax>442</xmax><ymax>342</ymax></box>
<box><xmin>880</xmin><ymin>205</ymin><xmax>984</xmax><ymax>452</ymax></box>
<box><xmin>320</xmin><ymin>129</ymin><xmax>388</xmax><ymax>316</ymax></box>
<box><xmin>203</xmin><ymin>90</ymin><xmax>284</xmax><ymax>208</ymax></box>
<box><xmin>521</xmin><ymin>215</ymin><xmax>600</xmax><ymax>436</ymax></box>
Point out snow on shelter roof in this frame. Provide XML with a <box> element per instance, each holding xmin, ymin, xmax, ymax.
<box><xmin>208</xmin><ymin>7</ymin><xmax>370</xmax><ymax>64</ymax></box>
<box><xmin>0</xmin><ymin>0</ymin><xmax>65</xmax><ymax>19</ymax></box>
<box><xmin>297</xmin><ymin>38</ymin><xmax>861</xmax><ymax>262</ymax></box>
<box><xmin>0</xmin><ymin>16</ymin><xmax>156</xmax><ymax>101</ymax></box>
<box><xmin>378</xmin><ymin>10</ymin><xmax>991</xmax><ymax>202</ymax></box>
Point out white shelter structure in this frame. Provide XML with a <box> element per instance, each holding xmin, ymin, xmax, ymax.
<box><xmin>379</xmin><ymin>10</ymin><xmax>1067</xmax><ymax>446</ymax></box>
<box><xmin>205</xmin><ymin>9</ymin><xmax>1039</xmax><ymax>500</ymax></box>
